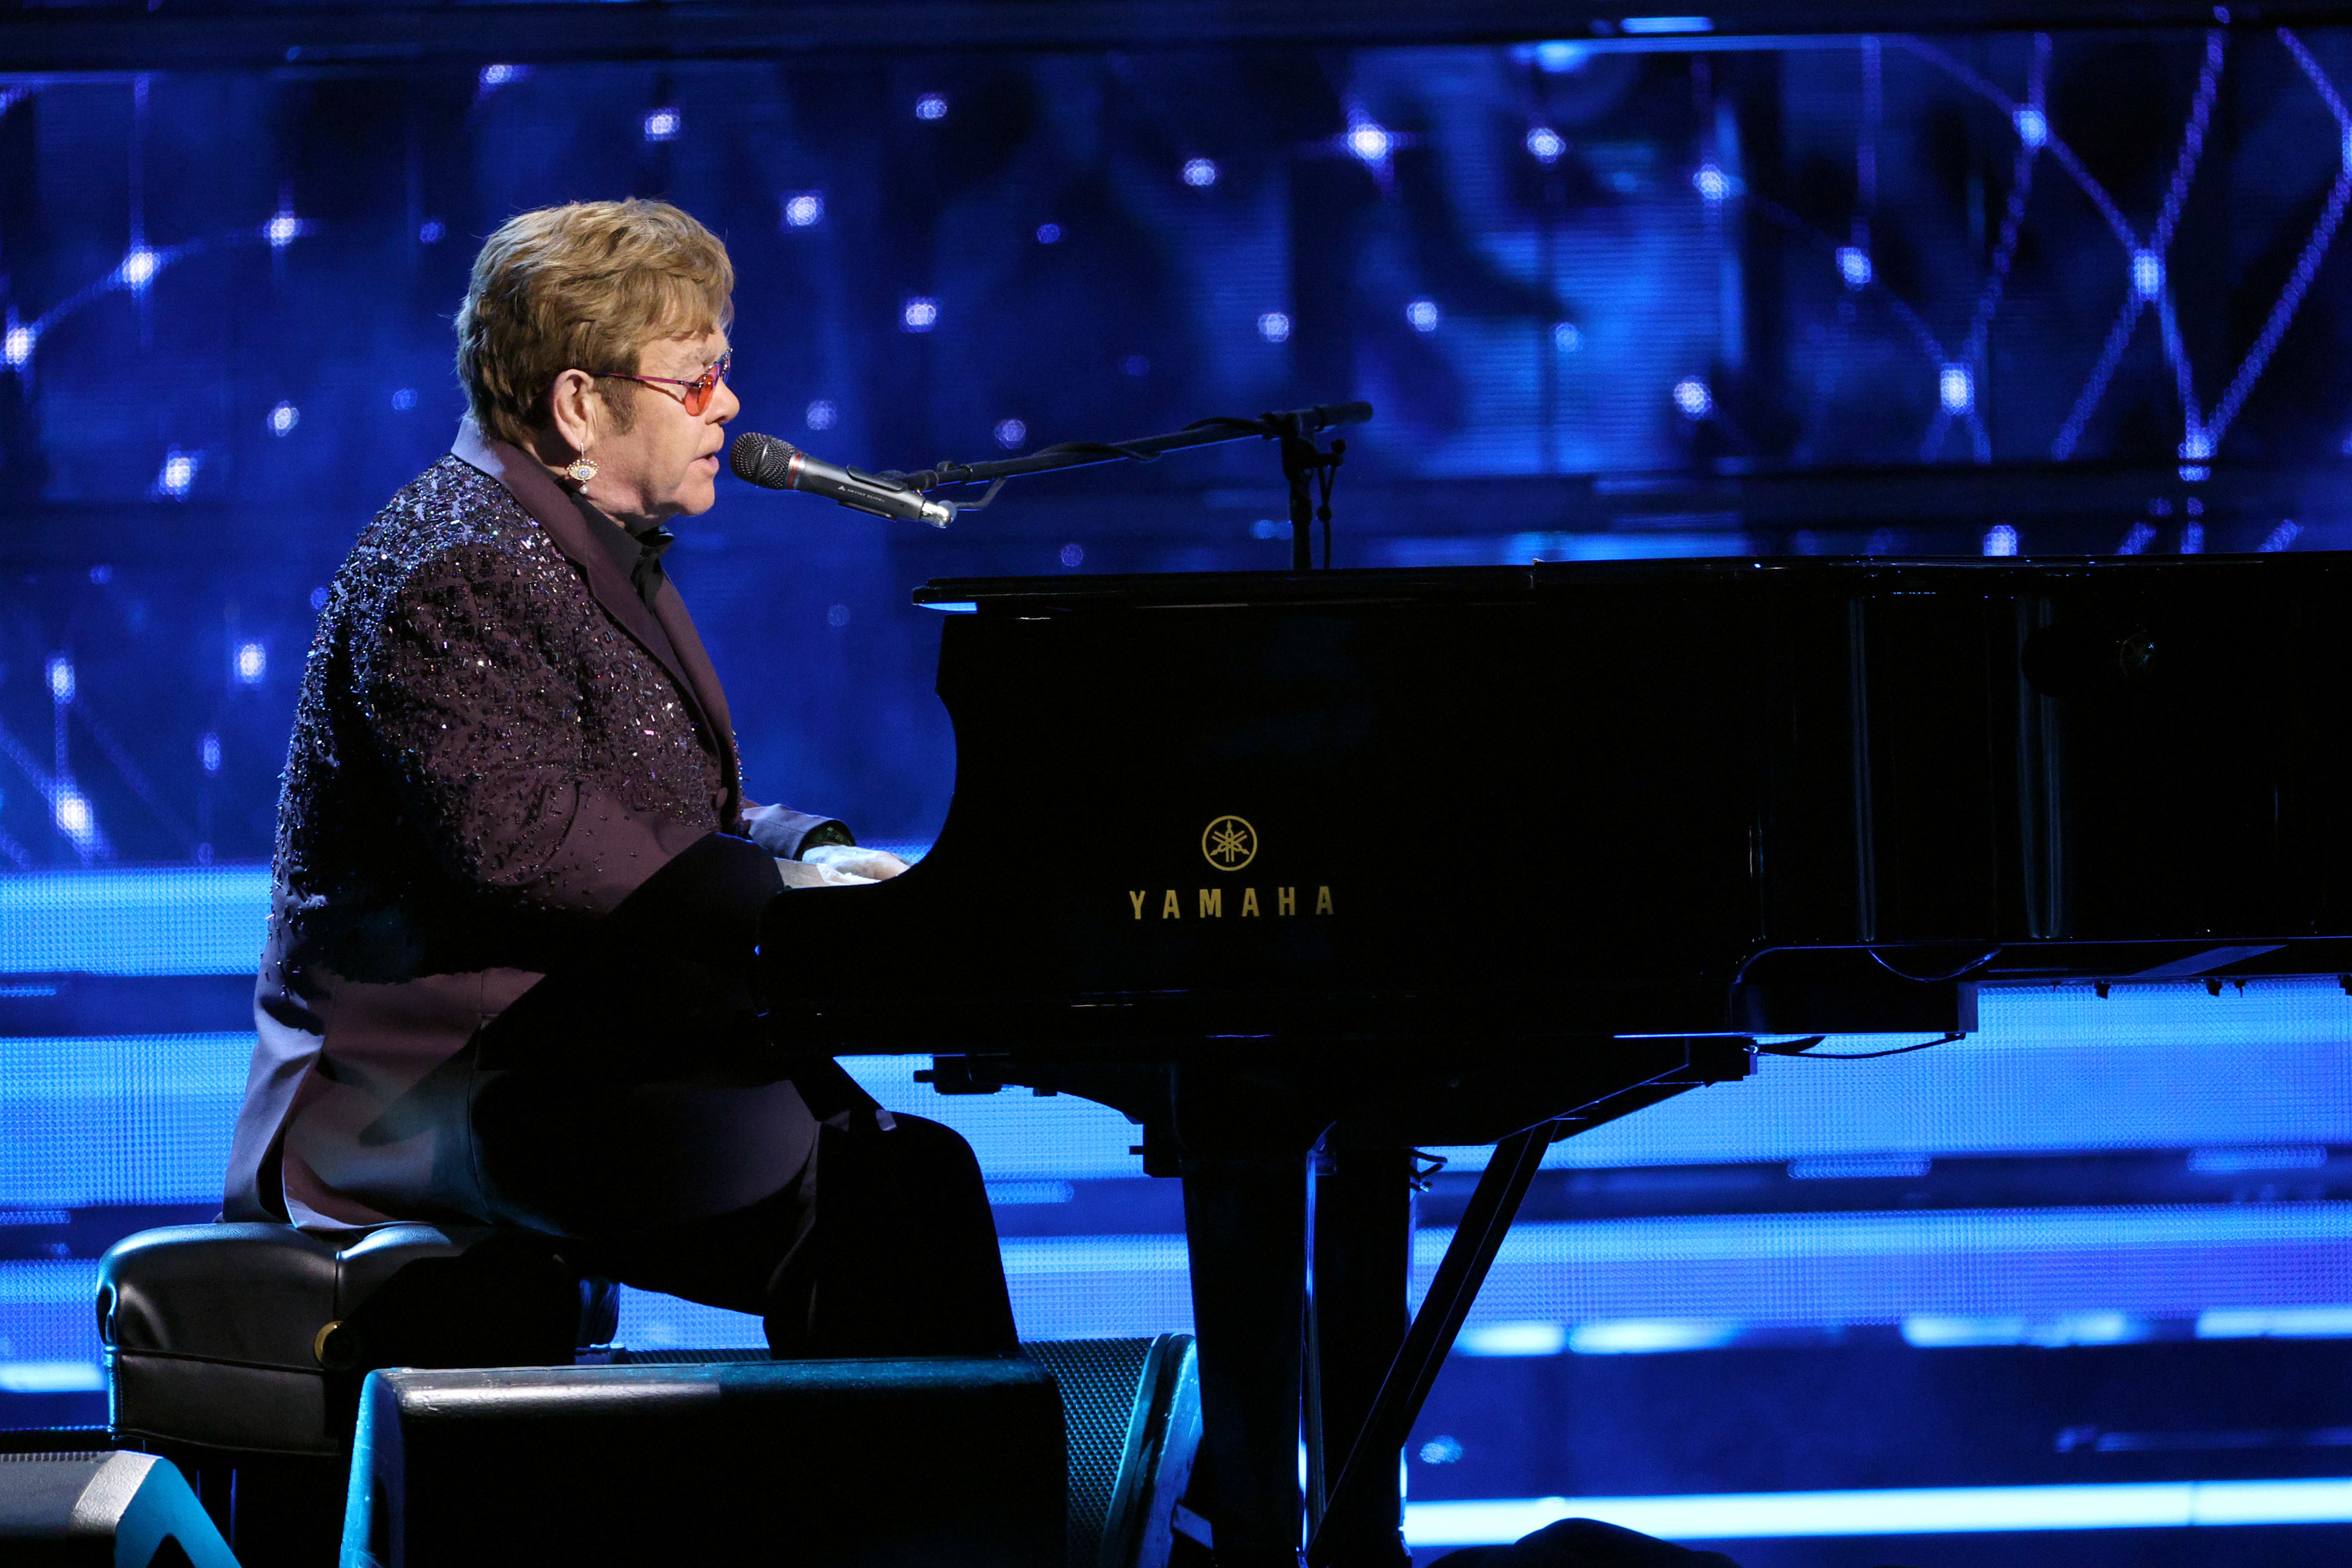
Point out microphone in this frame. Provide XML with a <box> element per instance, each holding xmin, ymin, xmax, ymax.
<box><xmin>728</xmin><ymin>432</ymin><xmax>955</xmax><ymax>529</ymax></box>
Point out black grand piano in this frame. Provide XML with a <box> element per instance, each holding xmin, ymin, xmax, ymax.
<box><xmin>760</xmin><ymin>551</ymin><xmax>2352</xmax><ymax>1567</ymax></box>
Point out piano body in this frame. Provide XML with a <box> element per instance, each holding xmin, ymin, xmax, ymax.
<box><xmin>759</xmin><ymin>553</ymin><xmax>2352</xmax><ymax>1567</ymax></box>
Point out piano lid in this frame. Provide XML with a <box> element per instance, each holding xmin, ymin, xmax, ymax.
<box><xmin>762</xmin><ymin>551</ymin><xmax>2352</xmax><ymax>1052</ymax></box>
<box><xmin>911</xmin><ymin>551</ymin><xmax>2329</xmax><ymax>612</ymax></box>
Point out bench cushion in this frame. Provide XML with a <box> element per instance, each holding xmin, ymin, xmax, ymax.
<box><xmin>99</xmin><ymin>1224</ymin><xmax>613</xmax><ymax>1459</ymax></box>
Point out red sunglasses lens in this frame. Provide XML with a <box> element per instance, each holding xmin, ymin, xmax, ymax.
<box><xmin>681</xmin><ymin>357</ymin><xmax>728</xmax><ymax>416</ymax></box>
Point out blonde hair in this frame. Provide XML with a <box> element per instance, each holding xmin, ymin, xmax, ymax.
<box><xmin>454</xmin><ymin>199</ymin><xmax>734</xmax><ymax>446</ymax></box>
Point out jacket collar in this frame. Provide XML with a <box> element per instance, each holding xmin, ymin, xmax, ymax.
<box><xmin>449</xmin><ymin>418</ymin><xmax>740</xmax><ymax>803</ymax></box>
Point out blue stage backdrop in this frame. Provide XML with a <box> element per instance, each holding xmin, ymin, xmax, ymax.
<box><xmin>5</xmin><ymin>19</ymin><xmax>2352</xmax><ymax>1565</ymax></box>
<box><xmin>7</xmin><ymin>27</ymin><xmax>2352</xmax><ymax>853</ymax></box>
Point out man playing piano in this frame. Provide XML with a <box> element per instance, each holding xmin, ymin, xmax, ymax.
<box><xmin>223</xmin><ymin>198</ymin><xmax>1015</xmax><ymax>1357</ymax></box>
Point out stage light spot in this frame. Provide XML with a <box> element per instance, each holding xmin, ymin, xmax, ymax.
<box><xmin>264</xmin><ymin>209</ymin><xmax>302</xmax><ymax>249</ymax></box>
<box><xmin>157</xmin><ymin>449</ymin><xmax>197</xmax><ymax>497</ymax></box>
<box><xmin>2182</xmin><ymin>521</ymin><xmax>2205</xmax><ymax>553</ymax></box>
<box><xmin>1183</xmin><ymin>157</ymin><xmax>1218</xmax><ymax>188</ymax></box>
<box><xmin>308</xmin><ymin>585</ymin><xmax>327</xmax><ymax>611</ymax></box>
<box><xmin>1836</xmin><ymin>246</ymin><xmax>1872</xmax><ymax>289</ymax></box>
<box><xmin>3</xmin><ymin>323</ymin><xmax>33</xmax><ymax>367</ymax></box>
<box><xmin>902</xmin><ymin>297</ymin><xmax>938</xmax><ymax>332</ymax></box>
<box><xmin>1347</xmin><ymin>122</ymin><xmax>1393</xmax><ymax>165</ymax></box>
<box><xmin>1420</xmin><ymin>1437</ymin><xmax>1465</xmax><ymax>1465</ymax></box>
<box><xmin>52</xmin><ymin>788</ymin><xmax>95</xmax><ymax>847</ymax></box>
<box><xmin>45</xmin><ymin>657</ymin><xmax>73</xmax><ymax>702</ymax></box>
<box><xmin>391</xmin><ymin>387</ymin><xmax>417</xmax><ymax>410</ymax></box>
<box><xmin>1693</xmin><ymin>163</ymin><xmax>1735</xmax><ymax>201</ymax></box>
<box><xmin>1673</xmin><ymin>377</ymin><xmax>1712</xmax><ymax>418</ymax></box>
<box><xmin>1257</xmin><ymin>311</ymin><xmax>1292</xmax><ymax>343</ymax></box>
<box><xmin>1553</xmin><ymin>321</ymin><xmax>1581</xmax><ymax>352</ymax></box>
<box><xmin>1533</xmin><ymin>41</ymin><xmax>1589</xmax><ymax>73</ymax></box>
<box><xmin>1983</xmin><ymin>524</ymin><xmax>2018</xmax><ymax>557</ymax></box>
<box><xmin>1620</xmin><ymin>16</ymin><xmax>1715</xmax><ymax>34</ymax></box>
<box><xmin>1463</xmin><ymin>1321</ymin><xmax>1571</xmax><ymax>1356</ymax></box>
<box><xmin>1251</xmin><ymin>518</ymin><xmax>1284</xmax><ymax>540</ymax></box>
<box><xmin>643</xmin><ymin>107</ymin><xmax>680</xmax><ymax>142</ymax></box>
<box><xmin>1526</xmin><ymin>125</ymin><xmax>1565</xmax><ymax>164</ymax></box>
<box><xmin>479</xmin><ymin>64</ymin><xmax>523</xmax><ymax>88</ymax></box>
<box><xmin>1569</xmin><ymin>1319</ymin><xmax>1737</xmax><ymax>1354</ymax></box>
<box><xmin>994</xmin><ymin>417</ymin><xmax>1027</xmax><ymax>448</ymax></box>
<box><xmin>235</xmin><ymin>642</ymin><xmax>267</xmax><ymax>685</ymax></box>
<box><xmin>119</xmin><ymin>246</ymin><xmax>159</xmax><ymax>291</ymax></box>
<box><xmin>1035</xmin><ymin>223</ymin><xmax>1062</xmax><ymax>244</ymax></box>
<box><xmin>783</xmin><ymin>192</ymin><xmax>825</xmax><ymax>229</ymax></box>
<box><xmin>2015</xmin><ymin>106</ymin><xmax>2049</xmax><ymax>149</ymax></box>
<box><xmin>418</xmin><ymin>220</ymin><xmax>445</xmax><ymax>244</ymax></box>
<box><xmin>2119</xmin><ymin>521</ymin><xmax>2155</xmax><ymax>555</ymax></box>
<box><xmin>2132</xmin><ymin>250</ymin><xmax>2163</xmax><ymax>300</ymax></box>
<box><xmin>2180</xmin><ymin>431</ymin><xmax>2213</xmax><ymax>462</ymax></box>
<box><xmin>199</xmin><ymin>733</ymin><xmax>221</xmax><ymax>774</ymax></box>
<box><xmin>827</xmin><ymin>604</ymin><xmax>851</xmax><ymax>627</ymax></box>
<box><xmin>915</xmin><ymin>93</ymin><xmax>948</xmax><ymax>121</ymax></box>
<box><xmin>1905</xmin><ymin>1313</ymin><xmax>2151</xmax><ymax>1348</ymax></box>
<box><xmin>985</xmin><ymin>1180</ymin><xmax>1074</xmax><ymax>1205</ymax></box>
<box><xmin>268</xmin><ymin>402</ymin><xmax>299</xmax><ymax>436</ymax></box>
<box><xmin>1406</xmin><ymin>298</ymin><xmax>1441</xmax><ymax>333</ymax></box>
<box><xmin>805</xmin><ymin>399</ymin><xmax>838</xmax><ymax>431</ymax></box>
<box><xmin>1060</xmin><ymin>543</ymin><xmax>1085</xmax><ymax>568</ymax></box>
<box><xmin>2198</xmin><ymin>1305</ymin><xmax>2352</xmax><ymax>1338</ymax></box>
<box><xmin>1122</xmin><ymin>355</ymin><xmax>1150</xmax><ymax>376</ymax></box>
<box><xmin>2260</xmin><ymin>519</ymin><xmax>2301</xmax><ymax>553</ymax></box>
<box><xmin>1867</xmin><ymin>528</ymin><xmax>1896</xmax><ymax>555</ymax></box>
<box><xmin>88</xmin><ymin>564</ymin><xmax>112</xmax><ymax>585</ymax></box>
<box><xmin>1940</xmin><ymin>364</ymin><xmax>1973</xmax><ymax>412</ymax></box>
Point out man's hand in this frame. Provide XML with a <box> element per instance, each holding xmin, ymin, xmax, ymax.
<box><xmin>775</xmin><ymin>857</ymin><xmax>871</xmax><ymax>889</ymax></box>
<box><xmin>800</xmin><ymin>843</ymin><xmax>910</xmax><ymax>881</ymax></box>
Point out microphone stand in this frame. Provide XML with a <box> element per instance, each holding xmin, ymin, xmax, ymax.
<box><xmin>881</xmin><ymin>399</ymin><xmax>1371</xmax><ymax>571</ymax></box>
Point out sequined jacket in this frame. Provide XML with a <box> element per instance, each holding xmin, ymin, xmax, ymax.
<box><xmin>225</xmin><ymin>421</ymin><xmax>834</xmax><ymax>1229</ymax></box>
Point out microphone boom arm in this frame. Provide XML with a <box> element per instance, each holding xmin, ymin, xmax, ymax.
<box><xmin>882</xmin><ymin>400</ymin><xmax>1373</xmax><ymax>550</ymax></box>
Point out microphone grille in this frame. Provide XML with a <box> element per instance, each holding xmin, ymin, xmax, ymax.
<box><xmin>729</xmin><ymin>431</ymin><xmax>798</xmax><ymax>488</ymax></box>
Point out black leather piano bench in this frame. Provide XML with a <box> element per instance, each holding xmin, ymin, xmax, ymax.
<box><xmin>341</xmin><ymin>1335</ymin><xmax>1200</xmax><ymax>1568</ymax></box>
<box><xmin>95</xmin><ymin>1222</ymin><xmax>616</xmax><ymax>1568</ymax></box>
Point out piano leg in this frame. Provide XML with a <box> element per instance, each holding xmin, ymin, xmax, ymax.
<box><xmin>1307</xmin><ymin>1147</ymin><xmax>1413</xmax><ymax>1568</ymax></box>
<box><xmin>1183</xmin><ymin>1151</ymin><xmax>1310</xmax><ymax>1568</ymax></box>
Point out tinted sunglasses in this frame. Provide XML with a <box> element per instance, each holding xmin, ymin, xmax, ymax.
<box><xmin>591</xmin><ymin>351</ymin><xmax>732</xmax><ymax>416</ymax></box>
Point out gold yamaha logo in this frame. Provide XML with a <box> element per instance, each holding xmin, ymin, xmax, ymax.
<box><xmin>1202</xmin><ymin>815</ymin><xmax>1257</xmax><ymax>872</ymax></box>
<box><xmin>1131</xmin><ymin>814</ymin><xmax>1330</xmax><ymax>921</ymax></box>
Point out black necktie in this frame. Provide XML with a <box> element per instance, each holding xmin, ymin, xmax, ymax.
<box><xmin>632</xmin><ymin>525</ymin><xmax>676</xmax><ymax>600</ymax></box>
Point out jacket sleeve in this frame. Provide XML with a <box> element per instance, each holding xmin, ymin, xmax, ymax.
<box><xmin>741</xmin><ymin>802</ymin><xmax>854</xmax><ymax>860</ymax></box>
<box><xmin>359</xmin><ymin>549</ymin><xmax>767</xmax><ymax>921</ymax></box>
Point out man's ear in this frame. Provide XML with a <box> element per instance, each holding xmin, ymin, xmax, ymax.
<box><xmin>546</xmin><ymin>368</ymin><xmax>600</xmax><ymax>454</ymax></box>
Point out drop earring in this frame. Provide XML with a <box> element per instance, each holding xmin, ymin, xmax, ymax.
<box><xmin>564</xmin><ymin>454</ymin><xmax>599</xmax><ymax>485</ymax></box>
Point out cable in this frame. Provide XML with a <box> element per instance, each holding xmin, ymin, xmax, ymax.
<box><xmin>1756</xmin><ymin>1032</ymin><xmax>1965</xmax><ymax>1060</ymax></box>
<box><xmin>1867</xmin><ymin>947</ymin><xmax>1999</xmax><ymax>984</ymax></box>
<box><xmin>1027</xmin><ymin>438</ymin><xmax>1164</xmax><ymax>462</ymax></box>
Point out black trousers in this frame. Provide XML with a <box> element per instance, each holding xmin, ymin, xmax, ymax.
<box><xmin>463</xmin><ymin>1047</ymin><xmax>1018</xmax><ymax>1358</ymax></box>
